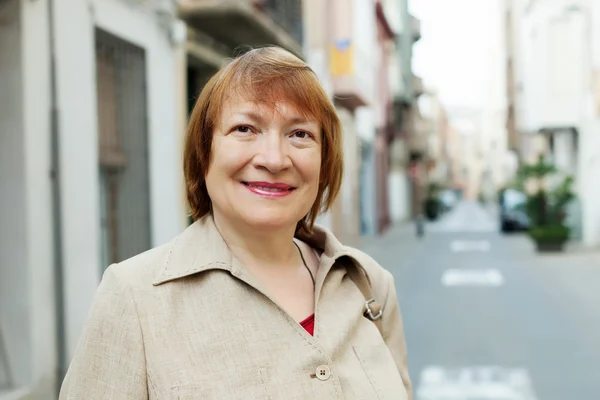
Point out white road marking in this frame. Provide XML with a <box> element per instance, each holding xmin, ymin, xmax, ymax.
<box><xmin>417</xmin><ymin>366</ymin><xmax>538</xmax><ymax>400</ymax></box>
<box><xmin>442</xmin><ymin>269</ymin><xmax>505</xmax><ymax>287</ymax></box>
<box><xmin>450</xmin><ymin>240</ymin><xmax>491</xmax><ymax>253</ymax></box>
<box><xmin>430</xmin><ymin>222</ymin><xmax>497</xmax><ymax>233</ymax></box>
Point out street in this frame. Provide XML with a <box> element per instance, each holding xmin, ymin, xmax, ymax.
<box><xmin>364</xmin><ymin>201</ymin><xmax>600</xmax><ymax>400</ymax></box>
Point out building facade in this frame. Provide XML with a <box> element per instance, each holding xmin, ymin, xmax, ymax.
<box><xmin>507</xmin><ymin>0</ymin><xmax>600</xmax><ymax>246</ymax></box>
<box><xmin>372</xmin><ymin>0</ymin><xmax>421</xmax><ymax>225</ymax></box>
<box><xmin>1</xmin><ymin>0</ymin><xmax>186</xmax><ymax>397</ymax></box>
<box><xmin>303</xmin><ymin>0</ymin><xmax>381</xmax><ymax>244</ymax></box>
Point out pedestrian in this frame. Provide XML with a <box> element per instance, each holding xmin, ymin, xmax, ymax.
<box><xmin>59</xmin><ymin>46</ymin><xmax>412</xmax><ymax>400</ymax></box>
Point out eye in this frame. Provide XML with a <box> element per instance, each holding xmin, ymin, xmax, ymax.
<box><xmin>292</xmin><ymin>130</ymin><xmax>312</xmax><ymax>140</ymax></box>
<box><xmin>233</xmin><ymin>125</ymin><xmax>254</xmax><ymax>134</ymax></box>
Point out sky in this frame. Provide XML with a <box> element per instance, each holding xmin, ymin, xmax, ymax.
<box><xmin>410</xmin><ymin>0</ymin><xmax>502</xmax><ymax>111</ymax></box>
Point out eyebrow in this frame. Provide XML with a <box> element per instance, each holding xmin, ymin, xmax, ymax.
<box><xmin>233</xmin><ymin>111</ymin><xmax>316</xmax><ymax>126</ymax></box>
<box><xmin>233</xmin><ymin>111</ymin><xmax>265</xmax><ymax>124</ymax></box>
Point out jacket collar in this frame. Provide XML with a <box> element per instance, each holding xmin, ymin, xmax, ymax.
<box><xmin>152</xmin><ymin>215</ymin><xmax>354</xmax><ymax>286</ymax></box>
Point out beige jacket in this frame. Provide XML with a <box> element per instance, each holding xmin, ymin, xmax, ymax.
<box><xmin>60</xmin><ymin>216</ymin><xmax>412</xmax><ymax>399</ymax></box>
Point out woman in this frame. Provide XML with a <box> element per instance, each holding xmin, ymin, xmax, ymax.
<box><xmin>60</xmin><ymin>46</ymin><xmax>412</xmax><ymax>400</ymax></box>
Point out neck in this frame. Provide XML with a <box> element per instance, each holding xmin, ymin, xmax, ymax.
<box><xmin>212</xmin><ymin>212</ymin><xmax>299</xmax><ymax>269</ymax></box>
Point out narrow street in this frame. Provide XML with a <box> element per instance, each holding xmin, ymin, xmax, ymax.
<box><xmin>364</xmin><ymin>201</ymin><xmax>600</xmax><ymax>400</ymax></box>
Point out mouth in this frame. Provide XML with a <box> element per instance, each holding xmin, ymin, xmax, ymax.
<box><xmin>241</xmin><ymin>181</ymin><xmax>296</xmax><ymax>197</ymax></box>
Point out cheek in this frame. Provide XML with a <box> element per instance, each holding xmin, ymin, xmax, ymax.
<box><xmin>207</xmin><ymin>137</ymin><xmax>244</xmax><ymax>178</ymax></box>
<box><xmin>299</xmin><ymin>152</ymin><xmax>322</xmax><ymax>187</ymax></box>
<box><xmin>205</xmin><ymin>140</ymin><xmax>235</xmax><ymax>199</ymax></box>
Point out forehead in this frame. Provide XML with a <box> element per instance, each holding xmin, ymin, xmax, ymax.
<box><xmin>218</xmin><ymin>86</ymin><xmax>320</xmax><ymax>123</ymax></box>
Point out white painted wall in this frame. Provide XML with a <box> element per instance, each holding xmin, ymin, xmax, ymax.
<box><xmin>3</xmin><ymin>0</ymin><xmax>199</xmax><ymax>396</ymax></box>
<box><xmin>0</xmin><ymin>0</ymin><xmax>30</xmax><ymax>390</ymax></box>
<box><xmin>353</xmin><ymin>0</ymin><xmax>378</xmax><ymax>141</ymax></box>
<box><xmin>353</xmin><ymin>0</ymin><xmax>377</xmax><ymax>107</ymax></box>
<box><xmin>579</xmin><ymin>118</ymin><xmax>600</xmax><ymax>246</ymax></box>
<box><xmin>303</xmin><ymin>0</ymin><xmax>334</xmax><ymax>231</ymax></box>
<box><xmin>578</xmin><ymin>0</ymin><xmax>600</xmax><ymax>246</ymax></box>
<box><xmin>338</xmin><ymin>108</ymin><xmax>357</xmax><ymax>215</ymax></box>
<box><xmin>356</xmin><ymin>106</ymin><xmax>376</xmax><ymax>142</ymax></box>
<box><xmin>52</xmin><ymin>0</ymin><xmax>185</xmax><ymax>363</ymax></box>
<box><xmin>545</xmin><ymin>11</ymin><xmax>586</xmax><ymax>124</ymax></box>
<box><xmin>337</xmin><ymin>107</ymin><xmax>361</xmax><ymax>245</ymax></box>
<box><xmin>479</xmin><ymin>0</ymin><xmax>511</xmax><ymax>191</ymax></box>
<box><xmin>21</xmin><ymin>0</ymin><xmax>59</xmax><ymax>395</ymax></box>
<box><xmin>359</xmin><ymin>140</ymin><xmax>378</xmax><ymax>235</ymax></box>
<box><xmin>356</xmin><ymin>107</ymin><xmax>377</xmax><ymax>235</ymax></box>
<box><xmin>302</xmin><ymin>0</ymin><xmax>329</xmax><ymax>93</ymax></box>
<box><xmin>552</xmin><ymin>131</ymin><xmax>577</xmax><ymax>177</ymax></box>
<box><xmin>382</xmin><ymin>0</ymin><xmax>405</xmax><ymax>98</ymax></box>
<box><xmin>389</xmin><ymin>171</ymin><xmax>411</xmax><ymax>221</ymax></box>
<box><xmin>521</xmin><ymin>2</ymin><xmax>588</xmax><ymax>130</ymax></box>
<box><xmin>509</xmin><ymin>0</ymin><xmax>527</xmax><ymax>137</ymax></box>
<box><xmin>52</xmin><ymin>0</ymin><xmax>102</xmax><ymax>361</ymax></box>
<box><xmin>1</xmin><ymin>0</ymin><xmax>57</xmax><ymax>397</ymax></box>
<box><xmin>352</xmin><ymin>0</ymin><xmax>379</xmax><ymax>236</ymax></box>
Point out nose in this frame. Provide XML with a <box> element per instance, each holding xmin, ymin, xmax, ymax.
<box><xmin>252</xmin><ymin>132</ymin><xmax>292</xmax><ymax>173</ymax></box>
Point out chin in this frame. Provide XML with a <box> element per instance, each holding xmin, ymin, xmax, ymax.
<box><xmin>239</xmin><ymin>210</ymin><xmax>300</xmax><ymax>231</ymax></box>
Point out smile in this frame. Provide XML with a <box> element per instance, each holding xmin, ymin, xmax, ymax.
<box><xmin>241</xmin><ymin>181</ymin><xmax>296</xmax><ymax>198</ymax></box>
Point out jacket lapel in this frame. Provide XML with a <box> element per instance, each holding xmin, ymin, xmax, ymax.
<box><xmin>152</xmin><ymin>215</ymin><xmax>359</xmax><ymax>288</ymax></box>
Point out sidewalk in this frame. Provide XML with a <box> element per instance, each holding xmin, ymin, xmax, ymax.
<box><xmin>563</xmin><ymin>241</ymin><xmax>600</xmax><ymax>256</ymax></box>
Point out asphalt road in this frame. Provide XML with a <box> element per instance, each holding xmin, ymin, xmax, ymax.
<box><xmin>364</xmin><ymin>201</ymin><xmax>600</xmax><ymax>400</ymax></box>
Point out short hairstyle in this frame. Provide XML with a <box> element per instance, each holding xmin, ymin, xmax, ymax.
<box><xmin>183</xmin><ymin>46</ymin><xmax>343</xmax><ymax>236</ymax></box>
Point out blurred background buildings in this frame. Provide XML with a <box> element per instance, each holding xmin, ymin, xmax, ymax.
<box><xmin>2</xmin><ymin>0</ymin><xmax>600</xmax><ymax>398</ymax></box>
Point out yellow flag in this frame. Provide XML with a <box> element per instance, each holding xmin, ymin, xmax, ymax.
<box><xmin>330</xmin><ymin>39</ymin><xmax>354</xmax><ymax>76</ymax></box>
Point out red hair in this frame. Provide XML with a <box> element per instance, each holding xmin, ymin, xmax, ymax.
<box><xmin>184</xmin><ymin>46</ymin><xmax>344</xmax><ymax>235</ymax></box>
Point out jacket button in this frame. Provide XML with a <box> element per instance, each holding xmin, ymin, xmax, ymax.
<box><xmin>315</xmin><ymin>365</ymin><xmax>331</xmax><ymax>381</ymax></box>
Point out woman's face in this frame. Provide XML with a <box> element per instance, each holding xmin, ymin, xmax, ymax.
<box><xmin>205</xmin><ymin>93</ymin><xmax>322</xmax><ymax>232</ymax></box>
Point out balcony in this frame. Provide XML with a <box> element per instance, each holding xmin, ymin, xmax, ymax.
<box><xmin>390</xmin><ymin>138</ymin><xmax>409</xmax><ymax>170</ymax></box>
<box><xmin>178</xmin><ymin>0</ymin><xmax>303</xmax><ymax>56</ymax></box>
<box><xmin>408</xmin><ymin>132</ymin><xmax>428</xmax><ymax>155</ymax></box>
<box><xmin>186</xmin><ymin>27</ymin><xmax>230</xmax><ymax>69</ymax></box>
<box><xmin>330</xmin><ymin>44</ymin><xmax>372</xmax><ymax>110</ymax></box>
<box><xmin>411</xmin><ymin>14</ymin><xmax>421</xmax><ymax>42</ymax></box>
<box><xmin>409</xmin><ymin>117</ymin><xmax>431</xmax><ymax>154</ymax></box>
<box><xmin>391</xmin><ymin>96</ymin><xmax>413</xmax><ymax>138</ymax></box>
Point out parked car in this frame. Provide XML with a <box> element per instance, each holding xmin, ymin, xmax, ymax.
<box><xmin>499</xmin><ymin>189</ymin><xmax>529</xmax><ymax>232</ymax></box>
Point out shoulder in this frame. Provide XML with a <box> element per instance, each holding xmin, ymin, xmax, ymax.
<box><xmin>343</xmin><ymin>245</ymin><xmax>394</xmax><ymax>298</ymax></box>
<box><xmin>304</xmin><ymin>224</ymin><xmax>395</xmax><ymax>298</ymax></box>
<box><xmin>103</xmin><ymin>239</ymin><xmax>176</xmax><ymax>290</ymax></box>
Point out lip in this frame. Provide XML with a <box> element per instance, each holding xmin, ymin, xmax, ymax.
<box><xmin>241</xmin><ymin>181</ymin><xmax>296</xmax><ymax>198</ymax></box>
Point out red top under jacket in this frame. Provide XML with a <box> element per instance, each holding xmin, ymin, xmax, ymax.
<box><xmin>299</xmin><ymin>314</ymin><xmax>315</xmax><ymax>336</ymax></box>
